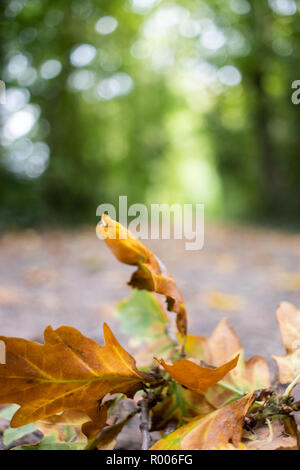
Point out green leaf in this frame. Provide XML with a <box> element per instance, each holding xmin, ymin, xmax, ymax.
<box><xmin>117</xmin><ymin>289</ymin><xmax>169</xmax><ymax>341</ymax></box>
<box><xmin>14</xmin><ymin>425</ymin><xmax>86</xmax><ymax>450</ymax></box>
<box><xmin>16</xmin><ymin>433</ymin><xmax>86</xmax><ymax>450</ymax></box>
<box><xmin>3</xmin><ymin>423</ymin><xmax>37</xmax><ymax>446</ymax></box>
<box><xmin>0</xmin><ymin>404</ymin><xmax>19</xmax><ymax>420</ymax></box>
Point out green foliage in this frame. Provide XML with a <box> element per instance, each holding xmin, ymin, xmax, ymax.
<box><xmin>117</xmin><ymin>290</ymin><xmax>168</xmax><ymax>341</ymax></box>
<box><xmin>1</xmin><ymin>0</ymin><xmax>300</xmax><ymax>225</ymax></box>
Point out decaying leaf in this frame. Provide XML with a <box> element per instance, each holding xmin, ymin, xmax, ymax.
<box><xmin>272</xmin><ymin>302</ymin><xmax>300</xmax><ymax>384</ymax></box>
<box><xmin>204</xmin><ymin>291</ymin><xmax>243</xmax><ymax>312</ymax></box>
<box><xmin>0</xmin><ymin>323</ymin><xmax>155</xmax><ymax>428</ymax></box>
<box><xmin>97</xmin><ymin>214</ymin><xmax>187</xmax><ymax>336</ymax></box>
<box><xmin>242</xmin><ymin>418</ymin><xmax>299</xmax><ymax>450</ymax></box>
<box><xmin>150</xmin><ymin>393</ymin><xmax>255</xmax><ymax>450</ymax></box>
<box><xmin>156</xmin><ymin>354</ymin><xmax>239</xmax><ymax>393</ymax></box>
<box><xmin>15</xmin><ymin>424</ymin><xmax>87</xmax><ymax>450</ymax></box>
<box><xmin>202</xmin><ymin>318</ymin><xmax>270</xmax><ymax>407</ymax></box>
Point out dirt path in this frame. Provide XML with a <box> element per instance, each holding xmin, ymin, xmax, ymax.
<box><xmin>1</xmin><ymin>223</ymin><xmax>300</xmax><ymax>368</ymax></box>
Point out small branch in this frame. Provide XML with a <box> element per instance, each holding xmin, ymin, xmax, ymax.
<box><xmin>284</xmin><ymin>372</ymin><xmax>300</xmax><ymax>397</ymax></box>
<box><xmin>138</xmin><ymin>397</ymin><xmax>151</xmax><ymax>450</ymax></box>
<box><xmin>265</xmin><ymin>418</ymin><xmax>274</xmax><ymax>444</ymax></box>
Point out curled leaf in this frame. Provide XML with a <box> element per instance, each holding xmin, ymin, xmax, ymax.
<box><xmin>97</xmin><ymin>214</ymin><xmax>187</xmax><ymax>336</ymax></box>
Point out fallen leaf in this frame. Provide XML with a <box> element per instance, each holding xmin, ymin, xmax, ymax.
<box><xmin>0</xmin><ymin>323</ymin><xmax>155</xmax><ymax>428</ymax></box>
<box><xmin>97</xmin><ymin>214</ymin><xmax>187</xmax><ymax>336</ymax></box>
<box><xmin>276</xmin><ymin>272</ymin><xmax>300</xmax><ymax>291</ymax></box>
<box><xmin>3</xmin><ymin>422</ymin><xmax>37</xmax><ymax>446</ymax></box>
<box><xmin>272</xmin><ymin>302</ymin><xmax>300</xmax><ymax>384</ymax></box>
<box><xmin>150</xmin><ymin>393</ymin><xmax>255</xmax><ymax>450</ymax></box>
<box><xmin>204</xmin><ymin>291</ymin><xmax>243</xmax><ymax>312</ymax></box>
<box><xmin>204</xmin><ymin>318</ymin><xmax>271</xmax><ymax>407</ymax></box>
<box><xmin>23</xmin><ymin>267</ymin><xmax>57</xmax><ymax>286</ymax></box>
<box><xmin>156</xmin><ymin>354</ymin><xmax>239</xmax><ymax>393</ymax></box>
<box><xmin>15</xmin><ymin>427</ymin><xmax>86</xmax><ymax>450</ymax></box>
<box><xmin>242</xmin><ymin>418</ymin><xmax>299</xmax><ymax>450</ymax></box>
<box><xmin>0</xmin><ymin>286</ymin><xmax>26</xmax><ymax>306</ymax></box>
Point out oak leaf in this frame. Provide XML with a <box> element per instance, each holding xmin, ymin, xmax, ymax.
<box><xmin>242</xmin><ymin>418</ymin><xmax>299</xmax><ymax>450</ymax></box>
<box><xmin>156</xmin><ymin>354</ymin><xmax>239</xmax><ymax>393</ymax></box>
<box><xmin>203</xmin><ymin>318</ymin><xmax>271</xmax><ymax>407</ymax></box>
<box><xmin>117</xmin><ymin>290</ymin><xmax>175</xmax><ymax>366</ymax></box>
<box><xmin>0</xmin><ymin>323</ymin><xmax>154</xmax><ymax>428</ymax></box>
<box><xmin>150</xmin><ymin>393</ymin><xmax>255</xmax><ymax>450</ymax></box>
<box><xmin>272</xmin><ymin>302</ymin><xmax>300</xmax><ymax>384</ymax></box>
<box><xmin>97</xmin><ymin>214</ymin><xmax>187</xmax><ymax>336</ymax></box>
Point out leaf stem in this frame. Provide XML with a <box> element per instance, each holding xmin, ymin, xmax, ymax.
<box><xmin>284</xmin><ymin>372</ymin><xmax>300</xmax><ymax>397</ymax></box>
<box><xmin>217</xmin><ymin>380</ymin><xmax>245</xmax><ymax>397</ymax></box>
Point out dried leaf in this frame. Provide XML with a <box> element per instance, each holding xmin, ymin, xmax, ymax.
<box><xmin>242</xmin><ymin>418</ymin><xmax>299</xmax><ymax>450</ymax></box>
<box><xmin>0</xmin><ymin>323</ymin><xmax>155</xmax><ymax>428</ymax></box>
<box><xmin>97</xmin><ymin>214</ymin><xmax>187</xmax><ymax>336</ymax></box>
<box><xmin>15</xmin><ymin>427</ymin><xmax>87</xmax><ymax>450</ymax></box>
<box><xmin>150</xmin><ymin>393</ymin><xmax>255</xmax><ymax>450</ymax></box>
<box><xmin>204</xmin><ymin>318</ymin><xmax>271</xmax><ymax>407</ymax></box>
<box><xmin>204</xmin><ymin>291</ymin><xmax>242</xmax><ymax>312</ymax></box>
<box><xmin>156</xmin><ymin>354</ymin><xmax>239</xmax><ymax>393</ymax></box>
<box><xmin>272</xmin><ymin>302</ymin><xmax>300</xmax><ymax>384</ymax></box>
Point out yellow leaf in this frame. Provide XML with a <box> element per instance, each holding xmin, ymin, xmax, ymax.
<box><xmin>150</xmin><ymin>393</ymin><xmax>255</xmax><ymax>450</ymax></box>
<box><xmin>203</xmin><ymin>318</ymin><xmax>271</xmax><ymax>407</ymax></box>
<box><xmin>204</xmin><ymin>291</ymin><xmax>242</xmax><ymax>312</ymax></box>
<box><xmin>0</xmin><ymin>323</ymin><xmax>155</xmax><ymax>428</ymax></box>
<box><xmin>156</xmin><ymin>354</ymin><xmax>239</xmax><ymax>393</ymax></box>
<box><xmin>97</xmin><ymin>214</ymin><xmax>187</xmax><ymax>336</ymax></box>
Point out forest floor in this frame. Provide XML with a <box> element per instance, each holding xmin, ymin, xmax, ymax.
<box><xmin>1</xmin><ymin>222</ymin><xmax>300</xmax><ymax>448</ymax></box>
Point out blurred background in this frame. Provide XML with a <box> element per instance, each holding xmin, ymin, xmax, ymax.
<box><xmin>1</xmin><ymin>0</ymin><xmax>300</xmax><ymax>227</ymax></box>
<box><xmin>1</xmin><ymin>0</ymin><xmax>300</xmax><ymax>364</ymax></box>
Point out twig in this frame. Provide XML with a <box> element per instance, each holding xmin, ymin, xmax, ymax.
<box><xmin>284</xmin><ymin>372</ymin><xmax>300</xmax><ymax>397</ymax></box>
<box><xmin>138</xmin><ymin>396</ymin><xmax>151</xmax><ymax>450</ymax></box>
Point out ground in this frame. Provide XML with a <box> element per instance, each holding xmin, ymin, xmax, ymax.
<box><xmin>0</xmin><ymin>222</ymin><xmax>300</xmax><ymax>448</ymax></box>
<box><xmin>1</xmin><ymin>222</ymin><xmax>300</xmax><ymax>361</ymax></box>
